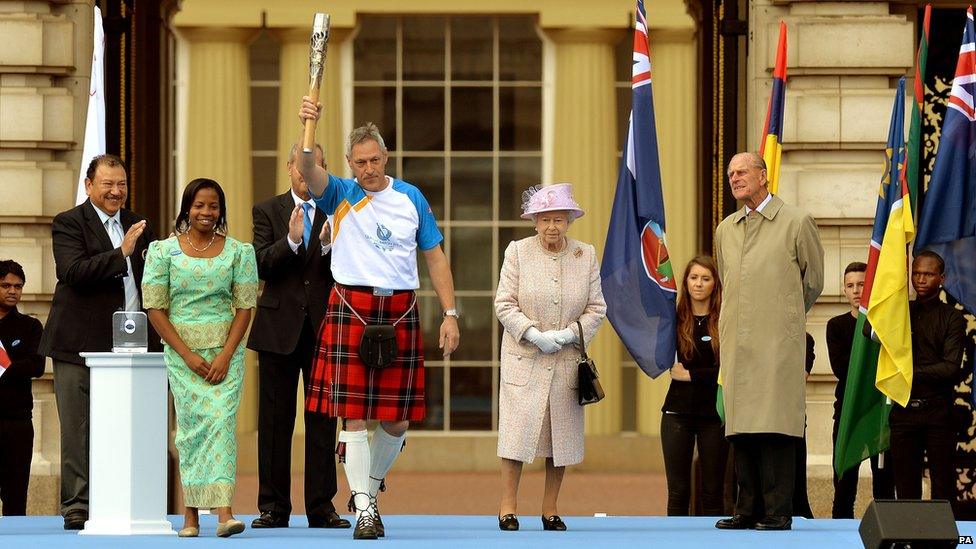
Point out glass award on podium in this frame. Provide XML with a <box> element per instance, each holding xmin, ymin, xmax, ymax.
<box><xmin>112</xmin><ymin>311</ymin><xmax>148</xmax><ymax>353</ymax></box>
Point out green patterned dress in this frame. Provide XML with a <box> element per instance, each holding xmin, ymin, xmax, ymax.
<box><xmin>142</xmin><ymin>235</ymin><xmax>257</xmax><ymax>508</ymax></box>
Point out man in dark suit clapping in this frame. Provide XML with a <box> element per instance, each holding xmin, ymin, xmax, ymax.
<box><xmin>247</xmin><ymin>144</ymin><xmax>348</xmax><ymax>529</ymax></box>
<box><xmin>38</xmin><ymin>154</ymin><xmax>157</xmax><ymax>530</ymax></box>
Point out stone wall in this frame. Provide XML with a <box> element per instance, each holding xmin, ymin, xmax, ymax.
<box><xmin>748</xmin><ymin>0</ymin><xmax>915</xmax><ymax>517</ymax></box>
<box><xmin>0</xmin><ymin>0</ymin><xmax>94</xmax><ymax>514</ymax></box>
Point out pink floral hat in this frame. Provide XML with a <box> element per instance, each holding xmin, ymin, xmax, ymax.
<box><xmin>520</xmin><ymin>183</ymin><xmax>585</xmax><ymax>220</ymax></box>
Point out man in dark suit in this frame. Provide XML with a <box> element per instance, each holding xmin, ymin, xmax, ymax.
<box><xmin>248</xmin><ymin>144</ymin><xmax>348</xmax><ymax>529</ymax></box>
<box><xmin>38</xmin><ymin>154</ymin><xmax>157</xmax><ymax>530</ymax></box>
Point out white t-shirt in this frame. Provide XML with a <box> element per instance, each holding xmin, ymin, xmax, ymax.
<box><xmin>312</xmin><ymin>175</ymin><xmax>442</xmax><ymax>290</ymax></box>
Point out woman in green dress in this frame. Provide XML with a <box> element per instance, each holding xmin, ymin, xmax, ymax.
<box><xmin>143</xmin><ymin>178</ymin><xmax>257</xmax><ymax>538</ymax></box>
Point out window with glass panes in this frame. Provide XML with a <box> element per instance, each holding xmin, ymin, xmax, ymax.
<box><xmin>249</xmin><ymin>30</ymin><xmax>281</xmax><ymax>206</ymax></box>
<box><xmin>352</xmin><ymin>15</ymin><xmax>544</xmax><ymax>432</ymax></box>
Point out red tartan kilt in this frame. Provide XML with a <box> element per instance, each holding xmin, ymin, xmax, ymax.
<box><xmin>305</xmin><ymin>285</ymin><xmax>425</xmax><ymax>421</ymax></box>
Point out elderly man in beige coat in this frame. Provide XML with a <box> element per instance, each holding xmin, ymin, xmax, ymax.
<box><xmin>714</xmin><ymin>152</ymin><xmax>824</xmax><ymax>532</ymax></box>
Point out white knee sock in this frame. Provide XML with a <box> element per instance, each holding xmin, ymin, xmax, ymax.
<box><xmin>338</xmin><ymin>430</ymin><xmax>373</xmax><ymax>518</ymax></box>
<box><xmin>369</xmin><ymin>428</ymin><xmax>406</xmax><ymax>498</ymax></box>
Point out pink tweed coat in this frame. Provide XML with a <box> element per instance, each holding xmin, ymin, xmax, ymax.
<box><xmin>494</xmin><ymin>236</ymin><xmax>606</xmax><ymax>466</ymax></box>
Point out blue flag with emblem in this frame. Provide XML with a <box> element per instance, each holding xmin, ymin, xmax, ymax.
<box><xmin>915</xmin><ymin>7</ymin><xmax>976</xmax><ymax>317</ymax></box>
<box><xmin>600</xmin><ymin>0</ymin><xmax>677</xmax><ymax>378</ymax></box>
<box><xmin>914</xmin><ymin>7</ymin><xmax>976</xmax><ymax>404</ymax></box>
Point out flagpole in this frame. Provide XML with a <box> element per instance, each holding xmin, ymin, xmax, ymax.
<box><xmin>76</xmin><ymin>6</ymin><xmax>106</xmax><ymax>205</ymax></box>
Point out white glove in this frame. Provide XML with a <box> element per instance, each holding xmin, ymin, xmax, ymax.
<box><xmin>524</xmin><ymin>327</ymin><xmax>562</xmax><ymax>354</ymax></box>
<box><xmin>546</xmin><ymin>327</ymin><xmax>578</xmax><ymax>346</ymax></box>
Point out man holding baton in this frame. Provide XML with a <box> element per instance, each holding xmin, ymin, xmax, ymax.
<box><xmin>298</xmin><ymin>97</ymin><xmax>460</xmax><ymax>540</ymax></box>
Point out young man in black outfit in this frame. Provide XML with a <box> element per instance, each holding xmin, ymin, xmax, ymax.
<box><xmin>889</xmin><ymin>250</ymin><xmax>965</xmax><ymax>507</ymax></box>
<box><xmin>0</xmin><ymin>260</ymin><xmax>44</xmax><ymax>515</ymax></box>
<box><xmin>826</xmin><ymin>261</ymin><xmax>894</xmax><ymax>518</ymax></box>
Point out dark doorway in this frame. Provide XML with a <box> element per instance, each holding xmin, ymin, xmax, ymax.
<box><xmin>687</xmin><ymin>0</ymin><xmax>747</xmax><ymax>252</ymax></box>
<box><xmin>97</xmin><ymin>0</ymin><xmax>179</xmax><ymax>232</ymax></box>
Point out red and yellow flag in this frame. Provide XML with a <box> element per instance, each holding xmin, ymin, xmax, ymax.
<box><xmin>760</xmin><ymin>22</ymin><xmax>788</xmax><ymax>194</ymax></box>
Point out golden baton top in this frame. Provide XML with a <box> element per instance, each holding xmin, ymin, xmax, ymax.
<box><xmin>303</xmin><ymin>13</ymin><xmax>331</xmax><ymax>153</ymax></box>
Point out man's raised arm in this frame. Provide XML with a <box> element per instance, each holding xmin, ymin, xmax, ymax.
<box><xmin>297</xmin><ymin>95</ymin><xmax>330</xmax><ymax>197</ymax></box>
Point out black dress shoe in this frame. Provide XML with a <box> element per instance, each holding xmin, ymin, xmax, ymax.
<box><xmin>309</xmin><ymin>511</ymin><xmax>351</xmax><ymax>529</ymax></box>
<box><xmin>251</xmin><ymin>511</ymin><xmax>289</xmax><ymax>528</ymax></box>
<box><xmin>353</xmin><ymin>514</ymin><xmax>379</xmax><ymax>540</ymax></box>
<box><xmin>498</xmin><ymin>514</ymin><xmax>519</xmax><ymax>531</ymax></box>
<box><xmin>715</xmin><ymin>514</ymin><xmax>757</xmax><ymax>530</ymax></box>
<box><xmin>63</xmin><ymin>511</ymin><xmax>88</xmax><ymax>531</ymax></box>
<box><xmin>542</xmin><ymin>515</ymin><xmax>567</xmax><ymax>531</ymax></box>
<box><xmin>755</xmin><ymin>515</ymin><xmax>792</xmax><ymax>531</ymax></box>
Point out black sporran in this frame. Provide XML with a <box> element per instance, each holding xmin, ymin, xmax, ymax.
<box><xmin>359</xmin><ymin>324</ymin><xmax>397</xmax><ymax>369</ymax></box>
<box><xmin>336</xmin><ymin>286</ymin><xmax>415</xmax><ymax>370</ymax></box>
<box><xmin>576</xmin><ymin>320</ymin><xmax>605</xmax><ymax>405</ymax></box>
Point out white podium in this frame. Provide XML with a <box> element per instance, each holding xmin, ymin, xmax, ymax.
<box><xmin>79</xmin><ymin>352</ymin><xmax>175</xmax><ymax>536</ymax></box>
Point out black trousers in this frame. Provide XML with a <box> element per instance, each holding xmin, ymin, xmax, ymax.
<box><xmin>793</xmin><ymin>432</ymin><xmax>813</xmax><ymax>519</ymax></box>
<box><xmin>890</xmin><ymin>401</ymin><xmax>956</xmax><ymax>504</ymax></box>
<box><xmin>660</xmin><ymin>413</ymin><xmax>729</xmax><ymax>516</ymax></box>
<box><xmin>831</xmin><ymin>417</ymin><xmax>895</xmax><ymax>519</ymax></box>
<box><xmin>257</xmin><ymin>318</ymin><xmax>339</xmax><ymax>519</ymax></box>
<box><xmin>729</xmin><ymin>433</ymin><xmax>795</xmax><ymax>518</ymax></box>
<box><xmin>0</xmin><ymin>418</ymin><xmax>33</xmax><ymax>516</ymax></box>
<box><xmin>53</xmin><ymin>360</ymin><xmax>89</xmax><ymax>516</ymax></box>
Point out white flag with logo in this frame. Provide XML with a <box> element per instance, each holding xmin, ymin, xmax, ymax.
<box><xmin>76</xmin><ymin>6</ymin><xmax>106</xmax><ymax>206</ymax></box>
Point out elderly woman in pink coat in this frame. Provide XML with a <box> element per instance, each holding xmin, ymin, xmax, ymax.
<box><xmin>494</xmin><ymin>183</ymin><xmax>606</xmax><ymax>533</ymax></box>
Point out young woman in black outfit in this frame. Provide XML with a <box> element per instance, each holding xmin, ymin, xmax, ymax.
<box><xmin>661</xmin><ymin>255</ymin><xmax>729</xmax><ymax>516</ymax></box>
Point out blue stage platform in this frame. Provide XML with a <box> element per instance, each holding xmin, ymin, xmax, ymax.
<box><xmin>2</xmin><ymin>515</ymin><xmax>975</xmax><ymax>548</ymax></box>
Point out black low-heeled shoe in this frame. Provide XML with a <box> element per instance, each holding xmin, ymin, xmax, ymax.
<box><xmin>498</xmin><ymin>514</ymin><xmax>519</xmax><ymax>531</ymax></box>
<box><xmin>542</xmin><ymin>515</ymin><xmax>567</xmax><ymax>531</ymax></box>
<box><xmin>715</xmin><ymin>514</ymin><xmax>757</xmax><ymax>530</ymax></box>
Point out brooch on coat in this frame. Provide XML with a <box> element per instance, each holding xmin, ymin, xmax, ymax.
<box><xmin>574</xmin><ymin>247</ymin><xmax>583</xmax><ymax>258</ymax></box>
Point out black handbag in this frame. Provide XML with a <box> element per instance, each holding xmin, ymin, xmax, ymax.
<box><xmin>336</xmin><ymin>287</ymin><xmax>415</xmax><ymax>369</ymax></box>
<box><xmin>576</xmin><ymin>320</ymin><xmax>605</xmax><ymax>406</ymax></box>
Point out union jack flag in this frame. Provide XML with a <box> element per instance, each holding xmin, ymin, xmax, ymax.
<box><xmin>915</xmin><ymin>6</ymin><xmax>976</xmax><ymax>321</ymax></box>
<box><xmin>631</xmin><ymin>1</ymin><xmax>652</xmax><ymax>88</ymax></box>
<box><xmin>947</xmin><ymin>7</ymin><xmax>976</xmax><ymax>122</ymax></box>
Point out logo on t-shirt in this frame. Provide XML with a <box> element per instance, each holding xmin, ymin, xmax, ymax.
<box><xmin>365</xmin><ymin>223</ymin><xmax>396</xmax><ymax>252</ymax></box>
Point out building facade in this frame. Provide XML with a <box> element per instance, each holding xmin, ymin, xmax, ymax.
<box><xmin>1</xmin><ymin>0</ymin><xmax>942</xmax><ymax>517</ymax></box>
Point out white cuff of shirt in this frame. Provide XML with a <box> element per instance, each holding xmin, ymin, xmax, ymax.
<box><xmin>287</xmin><ymin>235</ymin><xmax>301</xmax><ymax>253</ymax></box>
<box><xmin>320</xmin><ymin>242</ymin><xmax>332</xmax><ymax>256</ymax></box>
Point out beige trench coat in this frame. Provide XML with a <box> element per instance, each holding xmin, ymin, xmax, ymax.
<box><xmin>494</xmin><ymin>236</ymin><xmax>606</xmax><ymax>466</ymax></box>
<box><xmin>714</xmin><ymin>195</ymin><xmax>824</xmax><ymax>437</ymax></box>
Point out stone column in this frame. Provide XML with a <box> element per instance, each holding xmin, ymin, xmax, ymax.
<box><xmin>635</xmin><ymin>30</ymin><xmax>699</xmax><ymax>436</ymax></box>
<box><xmin>271</xmin><ymin>28</ymin><xmax>350</xmax><ymax>442</ymax></box>
<box><xmin>275</xmin><ymin>28</ymin><xmax>350</xmax><ymax>194</ymax></box>
<box><xmin>749</xmin><ymin>0</ymin><xmax>913</xmax><ymax>517</ymax></box>
<box><xmin>0</xmin><ymin>0</ymin><xmax>89</xmax><ymax>514</ymax></box>
<box><xmin>181</xmin><ymin>28</ymin><xmax>254</xmax><ymax>242</ymax></box>
<box><xmin>180</xmin><ymin>28</ymin><xmax>259</xmax><ymax>440</ymax></box>
<box><xmin>547</xmin><ymin>29</ymin><xmax>622</xmax><ymax>435</ymax></box>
